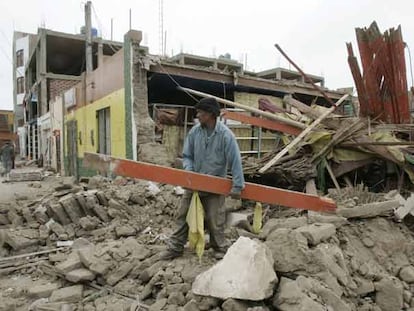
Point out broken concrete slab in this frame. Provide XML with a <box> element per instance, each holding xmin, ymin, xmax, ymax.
<box><xmin>59</xmin><ymin>194</ymin><xmax>84</xmax><ymax>223</ymax></box>
<box><xmin>96</xmin><ymin>191</ymin><xmax>109</xmax><ymax>206</ymax></box>
<box><xmin>265</xmin><ymin>228</ymin><xmax>312</xmax><ymax>273</ymax></box>
<box><xmin>295</xmin><ymin>223</ymin><xmax>336</xmax><ymax>245</ymax></box>
<box><xmin>55</xmin><ymin>252</ymin><xmax>83</xmax><ymax>274</ymax></box>
<box><xmin>49</xmin><ymin>285</ymin><xmax>83</xmax><ymax>303</ymax></box>
<box><xmin>106</xmin><ymin>262</ymin><xmax>133</xmax><ymax>286</ymax></box>
<box><xmin>260</xmin><ymin>217</ymin><xmax>307</xmax><ymax>239</ymax></box>
<box><xmin>65</xmin><ymin>268</ymin><xmax>95</xmax><ymax>283</ymax></box>
<box><xmin>115</xmin><ymin>225</ymin><xmax>136</xmax><ymax>238</ymax></box>
<box><xmin>79</xmin><ymin>216</ymin><xmax>99</xmax><ymax>231</ymax></box>
<box><xmin>273</xmin><ymin>277</ymin><xmax>325</xmax><ymax>311</ymax></box>
<box><xmin>375</xmin><ymin>276</ymin><xmax>403</xmax><ymax>311</ymax></box>
<box><xmin>49</xmin><ymin>203</ymin><xmax>71</xmax><ymax>225</ymax></box>
<box><xmin>9</xmin><ymin>168</ymin><xmax>42</xmax><ymax>182</ymax></box>
<box><xmin>296</xmin><ymin>276</ymin><xmax>352</xmax><ymax>311</ymax></box>
<box><xmin>338</xmin><ymin>200</ymin><xmax>400</xmax><ymax>219</ymax></box>
<box><xmin>192</xmin><ymin>237</ymin><xmax>277</xmax><ymax>301</ymax></box>
<box><xmin>399</xmin><ymin>266</ymin><xmax>414</xmax><ymax>283</ymax></box>
<box><xmin>93</xmin><ymin>205</ymin><xmax>110</xmax><ymax>222</ymax></box>
<box><xmin>353</xmin><ymin>277</ymin><xmax>375</xmax><ymax>296</ymax></box>
<box><xmin>221</xmin><ymin>299</ymin><xmax>249</xmax><ymax>311</ymax></box>
<box><xmin>307</xmin><ymin>211</ymin><xmax>348</xmax><ymax>227</ymax></box>
<box><xmin>27</xmin><ymin>283</ymin><xmax>60</xmax><ymax>298</ymax></box>
<box><xmin>4</xmin><ymin>229</ymin><xmax>39</xmax><ymax>250</ymax></box>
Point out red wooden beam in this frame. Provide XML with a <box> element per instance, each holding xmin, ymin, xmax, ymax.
<box><xmin>221</xmin><ymin>110</ymin><xmax>302</xmax><ymax>136</ymax></box>
<box><xmin>83</xmin><ymin>152</ymin><xmax>336</xmax><ymax>213</ymax></box>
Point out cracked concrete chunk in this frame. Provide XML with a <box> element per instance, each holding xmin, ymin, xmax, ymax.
<box><xmin>295</xmin><ymin>223</ymin><xmax>336</xmax><ymax>245</ymax></box>
<box><xmin>49</xmin><ymin>285</ymin><xmax>83</xmax><ymax>303</ymax></box>
<box><xmin>375</xmin><ymin>276</ymin><xmax>403</xmax><ymax>311</ymax></box>
<box><xmin>65</xmin><ymin>268</ymin><xmax>95</xmax><ymax>283</ymax></box>
<box><xmin>399</xmin><ymin>266</ymin><xmax>414</xmax><ymax>283</ymax></box>
<box><xmin>192</xmin><ymin>237</ymin><xmax>277</xmax><ymax>301</ymax></box>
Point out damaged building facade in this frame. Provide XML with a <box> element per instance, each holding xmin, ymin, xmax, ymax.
<box><xmin>14</xmin><ymin>25</ymin><xmax>351</xmax><ymax>178</ymax></box>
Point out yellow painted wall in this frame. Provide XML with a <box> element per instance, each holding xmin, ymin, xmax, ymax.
<box><xmin>66</xmin><ymin>88</ymin><xmax>126</xmax><ymax>158</ymax></box>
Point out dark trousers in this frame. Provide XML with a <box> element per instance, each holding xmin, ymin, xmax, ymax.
<box><xmin>167</xmin><ymin>191</ymin><xmax>227</xmax><ymax>253</ymax></box>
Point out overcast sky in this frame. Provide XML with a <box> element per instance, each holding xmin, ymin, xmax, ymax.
<box><xmin>0</xmin><ymin>0</ymin><xmax>413</xmax><ymax>110</ymax></box>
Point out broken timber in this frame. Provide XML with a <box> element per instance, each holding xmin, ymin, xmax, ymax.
<box><xmin>221</xmin><ymin>110</ymin><xmax>302</xmax><ymax>136</ymax></box>
<box><xmin>83</xmin><ymin>152</ymin><xmax>336</xmax><ymax>212</ymax></box>
<box><xmin>259</xmin><ymin>93</ymin><xmax>349</xmax><ymax>173</ymax></box>
<box><xmin>178</xmin><ymin>86</ymin><xmax>307</xmax><ymax>129</ymax></box>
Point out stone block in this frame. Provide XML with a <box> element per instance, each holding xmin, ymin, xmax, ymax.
<box><xmin>375</xmin><ymin>276</ymin><xmax>403</xmax><ymax>311</ymax></box>
<box><xmin>115</xmin><ymin>225</ymin><xmax>136</xmax><ymax>237</ymax></box>
<box><xmin>192</xmin><ymin>237</ymin><xmax>277</xmax><ymax>301</ymax></box>
<box><xmin>4</xmin><ymin>229</ymin><xmax>39</xmax><ymax>250</ymax></box>
<box><xmin>273</xmin><ymin>277</ymin><xmax>325</xmax><ymax>311</ymax></box>
<box><xmin>93</xmin><ymin>205</ymin><xmax>109</xmax><ymax>222</ymax></box>
<box><xmin>65</xmin><ymin>268</ymin><xmax>95</xmax><ymax>283</ymax></box>
<box><xmin>295</xmin><ymin>223</ymin><xmax>336</xmax><ymax>245</ymax></box>
<box><xmin>49</xmin><ymin>285</ymin><xmax>83</xmax><ymax>303</ymax></box>
<box><xmin>222</xmin><ymin>299</ymin><xmax>249</xmax><ymax>311</ymax></box>
<box><xmin>55</xmin><ymin>253</ymin><xmax>83</xmax><ymax>274</ymax></box>
<box><xmin>260</xmin><ymin>217</ymin><xmax>307</xmax><ymax>239</ymax></box>
<box><xmin>354</xmin><ymin>277</ymin><xmax>375</xmax><ymax>296</ymax></box>
<box><xmin>59</xmin><ymin>194</ymin><xmax>84</xmax><ymax>223</ymax></box>
<box><xmin>96</xmin><ymin>191</ymin><xmax>109</xmax><ymax>206</ymax></box>
<box><xmin>400</xmin><ymin>266</ymin><xmax>414</xmax><ymax>283</ymax></box>
<box><xmin>106</xmin><ymin>262</ymin><xmax>133</xmax><ymax>286</ymax></box>
<box><xmin>50</xmin><ymin>203</ymin><xmax>71</xmax><ymax>225</ymax></box>
<box><xmin>27</xmin><ymin>283</ymin><xmax>60</xmax><ymax>298</ymax></box>
<box><xmin>265</xmin><ymin>228</ymin><xmax>311</xmax><ymax>273</ymax></box>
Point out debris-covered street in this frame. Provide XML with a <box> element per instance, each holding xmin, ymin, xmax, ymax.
<box><xmin>2</xmin><ymin>165</ymin><xmax>414</xmax><ymax>310</ymax></box>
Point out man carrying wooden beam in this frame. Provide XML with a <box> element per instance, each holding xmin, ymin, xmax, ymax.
<box><xmin>160</xmin><ymin>97</ymin><xmax>245</xmax><ymax>260</ymax></box>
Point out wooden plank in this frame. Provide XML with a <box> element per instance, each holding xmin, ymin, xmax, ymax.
<box><xmin>221</xmin><ymin>110</ymin><xmax>302</xmax><ymax>136</ymax></box>
<box><xmin>178</xmin><ymin>87</ymin><xmax>307</xmax><ymax>129</ymax></box>
<box><xmin>259</xmin><ymin>94</ymin><xmax>349</xmax><ymax>173</ymax></box>
<box><xmin>83</xmin><ymin>152</ymin><xmax>336</xmax><ymax>213</ymax></box>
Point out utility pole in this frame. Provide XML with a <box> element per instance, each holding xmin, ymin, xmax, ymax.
<box><xmin>85</xmin><ymin>1</ymin><xmax>93</xmax><ymax>73</ymax></box>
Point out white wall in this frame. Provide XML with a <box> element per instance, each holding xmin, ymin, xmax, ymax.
<box><xmin>15</xmin><ymin>36</ymin><xmax>29</xmax><ymax>107</ymax></box>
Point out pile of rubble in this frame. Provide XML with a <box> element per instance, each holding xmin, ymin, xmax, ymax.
<box><xmin>2</xmin><ymin>174</ymin><xmax>414</xmax><ymax>311</ymax></box>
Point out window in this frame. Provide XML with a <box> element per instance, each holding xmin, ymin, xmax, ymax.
<box><xmin>16</xmin><ymin>77</ymin><xmax>24</xmax><ymax>94</ymax></box>
<box><xmin>16</xmin><ymin>49</ymin><xmax>24</xmax><ymax>67</ymax></box>
<box><xmin>97</xmin><ymin>107</ymin><xmax>111</xmax><ymax>155</ymax></box>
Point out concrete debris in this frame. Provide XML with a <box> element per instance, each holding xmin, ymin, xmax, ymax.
<box><xmin>273</xmin><ymin>277</ymin><xmax>327</xmax><ymax>311</ymax></box>
<box><xmin>49</xmin><ymin>285</ymin><xmax>83</xmax><ymax>303</ymax></box>
<box><xmin>295</xmin><ymin>223</ymin><xmax>336</xmax><ymax>245</ymax></box>
<box><xmin>27</xmin><ymin>283</ymin><xmax>60</xmax><ymax>298</ymax></box>
<box><xmin>192</xmin><ymin>237</ymin><xmax>277</xmax><ymax>300</ymax></box>
<box><xmin>374</xmin><ymin>276</ymin><xmax>404</xmax><ymax>311</ymax></box>
<box><xmin>65</xmin><ymin>268</ymin><xmax>95</xmax><ymax>283</ymax></box>
<box><xmin>9</xmin><ymin>168</ymin><xmax>43</xmax><ymax>182</ymax></box>
<box><xmin>399</xmin><ymin>266</ymin><xmax>414</xmax><ymax>283</ymax></box>
<box><xmin>307</xmin><ymin>211</ymin><xmax>348</xmax><ymax>227</ymax></box>
<box><xmin>259</xmin><ymin>216</ymin><xmax>307</xmax><ymax>239</ymax></box>
<box><xmin>4</xmin><ymin>174</ymin><xmax>414</xmax><ymax>311</ymax></box>
<box><xmin>338</xmin><ymin>199</ymin><xmax>400</xmax><ymax>219</ymax></box>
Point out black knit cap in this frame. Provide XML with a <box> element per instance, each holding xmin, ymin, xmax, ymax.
<box><xmin>195</xmin><ymin>97</ymin><xmax>220</xmax><ymax>117</ymax></box>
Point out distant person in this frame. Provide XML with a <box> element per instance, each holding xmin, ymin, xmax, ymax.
<box><xmin>0</xmin><ymin>141</ymin><xmax>14</xmax><ymax>176</ymax></box>
<box><xmin>160</xmin><ymin>97</ymin><xmax>245</xmax><ymax>260</ymax></box>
